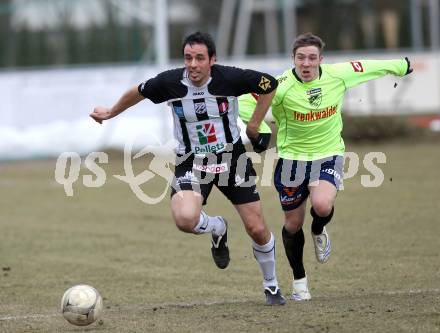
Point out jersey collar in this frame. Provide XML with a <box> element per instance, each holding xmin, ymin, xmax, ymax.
<box><xmin>291</xmin><ymin>66</ymin><xmax>322</xmax><ymax>83</ymax></box>
<box><xmin>181</xmin><ymin>69</ymin><xmax>212</xmax><ymax>88</ymax></box>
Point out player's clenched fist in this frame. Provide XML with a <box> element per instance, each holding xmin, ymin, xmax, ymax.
<box><xmin>90</xmin><ymin>106</ymin><xmax>113</xmax><ymax>124</ymax></box>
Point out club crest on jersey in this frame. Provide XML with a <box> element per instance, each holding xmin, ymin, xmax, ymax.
<box><xmin>307</xmin><ymin>87</ymin><xmax>322</xmax><ymax>108</ymax></box>
<box><xmin>194</xmin><ymin>101</ymin><xmax>207</xmax><ymax>115</ymax></box>
<box><xmin>258</xmin><ymin>76</ymin><xmax>271</xmax><ymax>91</ymax></box>
<box><xmin>196</xmin><ymin>123</ymin><xmax>217</xmax><ymax>144</ymax></box>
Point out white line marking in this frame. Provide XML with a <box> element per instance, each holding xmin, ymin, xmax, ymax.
<box><xmin>0</xmin><ymin>314</ymin><xmax>58</xmax><ymax>321</ymax></box>
<box><xmin>1</xmin><ymin>288</ymin><xmax>438</xmax><ymax>322</ymax></box>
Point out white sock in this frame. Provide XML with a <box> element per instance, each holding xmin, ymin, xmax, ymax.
<box><xmin>193</xmin><ymin>211</ymin><xmax>226</xmax><ymax>237</ymax></box>
<box><xmin>252</xmin><ymin>233</ymin><xmax>279</xmax><ymax>289</ymax></box>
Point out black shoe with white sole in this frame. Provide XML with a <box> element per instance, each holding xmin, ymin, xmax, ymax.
<box><xmin>211</xmin><ymin>219</ymin><xmax>229</xmax><ymax>269</ymax></box>
<box><xmin>264</xmin><ymin>286</ymin><xmax>286</xmax><ymax>306</ymax></box>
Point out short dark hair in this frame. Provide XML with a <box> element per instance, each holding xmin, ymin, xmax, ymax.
<box><xmin>182</xmin><ymin>32</ymin><xmax>216</xmax><ymax>59</ymax></box>
<box><xmin>292</xmin><ymin>33</ymin><xmax>325</xmax><ymax>56</ymax></box>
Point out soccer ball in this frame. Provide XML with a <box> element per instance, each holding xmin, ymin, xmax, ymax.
<box><xmin>61</xmin><ymin>284</ymin><xmax>103</xmax><ymax>326</ymax></box>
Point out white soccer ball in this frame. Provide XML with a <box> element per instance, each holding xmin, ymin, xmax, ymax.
<box><xmin>61</xmin><ymin>284</ymin><xmax>103</xmax><ymax>326</ymax></box>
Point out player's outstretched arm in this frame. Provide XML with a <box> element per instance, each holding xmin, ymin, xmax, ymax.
<box><xmin>90</xmin><ymin>85</ymin><xmax>145</xmax><ymax>124</ymax></box>
<box><xmin>330</xmin><ymin>58</ymin><xmax>412</xmax><ymax>89</ymax></box>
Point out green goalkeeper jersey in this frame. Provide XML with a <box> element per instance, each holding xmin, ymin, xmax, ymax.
<box><xmin>239</xmin><ymin>59</ymin><xmax>408</xmax><ymax>160</ymax></box>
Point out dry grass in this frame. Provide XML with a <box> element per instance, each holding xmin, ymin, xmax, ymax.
<box><xmin>0</xmin><ymin>141</ymin><xmax>439</xmax><ymax>332</ymax></box>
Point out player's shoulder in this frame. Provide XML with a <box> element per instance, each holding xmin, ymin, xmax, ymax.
<box><xmin>211</xmin><ymin>64</ymin><xmax>246</xmax><ymax>78</ymax></box>
<box><xmin>276</xmin><ymin>68</ymin><xmax>294</xmax><ymax>84</ymax></box>
<box><xmin>320</xmin><ymin>63</ymin><xmax>351</xmax><ymax>80</ymax></box>
<box><xmin>155</xmin><ymin>67</ymin><xmax>185</xmax><ymax>83</ymax></box>
<box><xmin>320</xmin><ymin>63</ymin><xmax>340</xmax><ymax>74</ymax></box>
<box><xmin>139</xmin><ymin>67</ymin><xmax>186</xmax><ymax>102</ymax></box>
<box><xmin>321</xmin><ymin>62</ymin><xmax>357</xmax><ymax>74</ymax></box>
<box><xmin>271</xmin><ymin>69</ymin><xmax>296</xmax><ymax>106</ymax></box>
<box><xmin>275</xmin><ymin>69</ymin><xmax>296</xmax><ymax>94</ymax></box>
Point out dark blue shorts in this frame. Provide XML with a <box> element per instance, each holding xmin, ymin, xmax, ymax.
<box><xmin>273</xmin><ymin>155</ymin><xmax>344</xmax><ymax>211</ymax></box>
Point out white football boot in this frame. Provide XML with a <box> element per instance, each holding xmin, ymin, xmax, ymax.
<box><xmin>291</xmin><ymin>276</ymin><xmax>311</xmax><ymax>301</ymax></box>
<box><xmin>311</xmin><ymin>226</ymin><xmax>331</xmax><ymax>263</ymax></box>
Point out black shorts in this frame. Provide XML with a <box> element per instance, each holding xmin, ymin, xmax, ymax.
<box><xmin>170</xmin><ymin>139</ymin><xmax>260</xmax><ymax>205</ymax></box>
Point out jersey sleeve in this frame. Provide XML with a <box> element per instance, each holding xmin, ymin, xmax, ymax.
<box><xmin>220</xmin><ymin>66</ymin><xmax>278</xmax><ymax>96</ymax></box>
<box><xmin>271</xmin><ymin>72</ymin><xmax>290</xmax><ymax>106</ymax></box>
<box><xmin>138</xmin><ymin>72</ymin><xmax>170</xmax><ymax>104</ymax></box>
<box><xmin>328</xmin><ymin>59</ymin><xmax>408</xmax><ymax>89</ymax></box>
<box><xmin>238</xmin><ymin>93</ymin><xmax>272</xmax><ymax>134</ymax></box>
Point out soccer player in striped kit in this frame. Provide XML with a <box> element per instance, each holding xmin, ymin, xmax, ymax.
<box><xmin>90</xmin><ymin>32</ymin><xmax>285</xmax><ymax>305</ymax></box>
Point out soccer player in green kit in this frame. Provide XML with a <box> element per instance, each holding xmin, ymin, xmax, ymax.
<box><xmin>241</xmin><ymin>32</ymin><xmax>413</xmax><ymax>300</ymax></box>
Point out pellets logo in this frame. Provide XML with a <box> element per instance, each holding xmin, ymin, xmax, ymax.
<box><xmin>196</xmin><ymin>123</ymin><xmax>217</xmax><ymax>144</ymax></box>
<box><xmin>350</xmin><ymin>61</ymin><xmax>364</xmax><ymax>72</ymax></box>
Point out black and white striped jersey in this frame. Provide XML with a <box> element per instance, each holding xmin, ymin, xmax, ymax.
<box><xmin>138</xmin><ymin>64</ymin><xmax>277</xmax><ymax>155</ymax></box>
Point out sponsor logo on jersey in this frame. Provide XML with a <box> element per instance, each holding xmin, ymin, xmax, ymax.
<box><xmin>306</xmin><ymin>88</ymin><xmax>322</xmax><ymax>108</ymax></box>
<box><xmin>196</xmin><ymin>123</ymin><xmax>217</xmax><ymax>144</ymax></box>
<box><xmin>258</xmin><ymin>76</ymin><xmax>272</xmax><ymax>91</ymax></box>
<box><xmin>278</xmin><ymin>75</ymin><xmax>288</xmax><ymax>84</ymax></box>
<box><xmin>193</xmin><ymin>162</ymin><xmax>228</xmax><ymax>174</ymax></box>
<box><xmin>350</xmin><ymin>61</ymin><xmax>364</xmax><ymax>72</ymax></box>
<box><xmin>217</xmin><ymin>97</ymin><xmax>229</xmax><ymax>115</ymax></box>
<box><xmin>293</xmin><ymin>105</ymin><xmax>338</xmax><ymax>122</ymax></box>
<box><xmin>194</xmin><ymin>122</ymin><xmax>224</xmax><ymax>154</ymax></box>
<box><xmin>173</xmin><ymin>105</ymin><xmax>185</xmax><ymax>118</ymax></box>
<box><xmin>194</xmin><ymin>142</ymin><xmax>225</xmax><ymax>154</ymax></box>
<box><xmin>193</xmin><ymin>91</ymin><xmax>204</xmax><ymax>96</ymax></box>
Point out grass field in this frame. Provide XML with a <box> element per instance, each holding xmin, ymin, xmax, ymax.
<box><xmin>0</xmin><ymin>141</ymin><xmax>439</xmax><ymax>333</ymax></box>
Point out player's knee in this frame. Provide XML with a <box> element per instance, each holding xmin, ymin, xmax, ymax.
<box><xmin>284</xmin><ymin>219</ymin><xmax>303</xmax><ymax>233</ymax></box>
<box><xmin>173</xmin><ymin>210</ymin><xmax>199</xmax><ymax>233</ymax></box>
<box><xmin>311</xmin><ymin>199</ymin><xmax>333</xmax><ymax>217</ymax></box>
<box><xmin>284</xmin><ymin>221</ymin><xmax>303</xmax><ymax>234</ymax></box>
<box><xmin>246</xmin><ymin>223</ymin><xmax>267</xmax><ymax>241</ymax></box>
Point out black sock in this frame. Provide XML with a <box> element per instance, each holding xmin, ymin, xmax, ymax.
<box><xmin>282</xmin><ymin>226</ymin><xmax>305</xmax><ymax>279</ymax></box>
<box><xmin>311</xmin><ymin>206</ymin><xmax>334</xmax><ymax>235</ymax></box>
